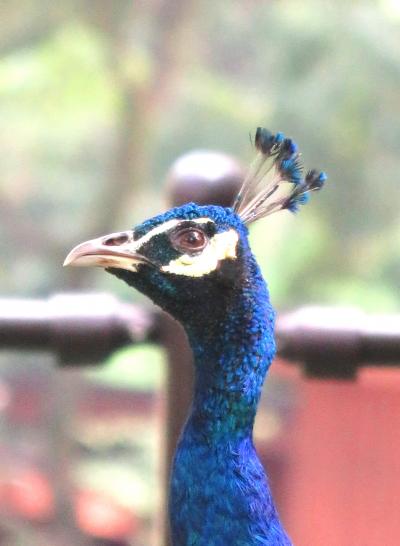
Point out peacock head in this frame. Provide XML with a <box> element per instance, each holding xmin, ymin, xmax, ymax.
<box><xmin>64</xmin><ymin>128</ymin><xmax>327</xmax><ymax>322</ymax></box>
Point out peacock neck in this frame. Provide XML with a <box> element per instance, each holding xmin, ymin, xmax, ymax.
<box><xmin>168</xmin><ymin>253</ymin><xmax>292</xmax><ymax>545</ymax></box>
<box><xmin>183</xmin><ymin>255</ymin><xmax>276</xmax><ymax>441</ymax></box>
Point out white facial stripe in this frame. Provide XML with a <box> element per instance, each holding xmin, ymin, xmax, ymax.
<box><xmin>161</xmin><ymin>229</ymin><xmax>238</xmax><ymax>277</ymax></box>
<box><xmin>133</xmin><ymin>217</ymin><xmax>214</xmax><ymax>251</ymax></box>
<box><xmin>133</xmin><ymin>219</ymin><xmax>180</xmax><ymax>250</ymax></box>
<box><xmin>192</xmin><ymin>218</ymin><xmax>213</xmax><ymax>224</ymax></box>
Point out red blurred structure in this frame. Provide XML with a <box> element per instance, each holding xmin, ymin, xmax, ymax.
<box><xmin>264</xmin><ymin>363</ymin><xmax>400</xmax><ymax>546</ymax></box>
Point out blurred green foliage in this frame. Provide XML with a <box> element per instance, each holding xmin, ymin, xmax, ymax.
<box><xmin>1</xmin><ymin>0</ymin><xmax>399</xmax><ymax>311</ymax></box>
<box><xmin>87</xmin><ymin>345</ymin><xmax>165</xmax><ymax>391</ymax></box>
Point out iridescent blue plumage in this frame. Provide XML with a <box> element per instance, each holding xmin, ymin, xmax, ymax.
<box><xmin>129</xmin><ymin>204</ymin><xmax>291</xmax><ymax>545</ymax></box>
<box><xmin>65</xmin><ymin>128</ymin><xmax>327</xmax><ymax>546</ymax></box>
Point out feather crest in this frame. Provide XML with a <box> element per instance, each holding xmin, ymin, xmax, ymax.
<box><xmin>232</xmin><ymin>127</ymin><xmax>327</xmax><ymax>224</ymax></box>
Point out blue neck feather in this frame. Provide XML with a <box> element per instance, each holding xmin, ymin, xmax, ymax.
<box><xmin>101</xmin><ymin>141</ymin><xmax>326</xmax><ymax>544</ymax></box>
<box><xmin>169</xmin><ymin>251</ymin><xmax>292</xmax><ymax>545</ymax></box>
<box><xmin>187</xmin><ymin>254</ymin><xmax>274</xmax><ymax>440</ymax></box>
<box><xmin>110</xmin><ymin>204</ymin><xmax>292</xmax><ymax>544</ymax></box>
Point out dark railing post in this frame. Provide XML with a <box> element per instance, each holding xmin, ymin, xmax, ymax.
<box><xmin>161</xmin><ymin>150</ymin><xmax>244</xmax><ymax>545</ymax></box>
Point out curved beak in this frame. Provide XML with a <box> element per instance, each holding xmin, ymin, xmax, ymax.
<box><xmin>63</xmin><ymin>231</ymin><xmax>154</xmax><ymax>272</ymax></box>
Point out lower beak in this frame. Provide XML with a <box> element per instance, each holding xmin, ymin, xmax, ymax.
<box><xmin>63</xmin><ymin>231</ymin><xmax>153</xmax><ymax>272</ymax></box>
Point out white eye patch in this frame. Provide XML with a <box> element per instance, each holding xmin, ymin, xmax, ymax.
<box><xmin>134</xmin><ymin>217</ymin><xmax>211</xmax><ymax>251</ymax></box>
<box><xmin>161</xmin><ymin>228</ymin><xmax>238</xmax><ymax>277</ymax></box>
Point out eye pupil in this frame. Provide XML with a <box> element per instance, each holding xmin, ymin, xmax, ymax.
<box><xmin>185</xmin><ymin>232</ymin><xmax>201</xmax><ymax>245</ymax></box>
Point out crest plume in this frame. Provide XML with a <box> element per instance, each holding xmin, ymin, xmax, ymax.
<box><xmin>233</xmin><ymin>127</ymin><xmax>327</xmax><ymax>224</ymax></box>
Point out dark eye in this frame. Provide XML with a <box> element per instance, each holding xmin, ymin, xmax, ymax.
<box><xmin>170</xmin><ymin>228</ymin><xmax>208</xmax><ymax>253</ymax></box>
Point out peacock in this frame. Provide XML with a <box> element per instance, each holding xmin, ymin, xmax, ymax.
<box><xmin>64</xmin><ymin>128</ymin><xmax>327</xmax><ymax>546</ymax></box>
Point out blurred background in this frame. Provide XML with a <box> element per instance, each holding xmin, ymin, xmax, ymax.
<box><xmin>0</xmin><ymin>1</ymin><xmax>399</xmax><ymax>545</ymax></box>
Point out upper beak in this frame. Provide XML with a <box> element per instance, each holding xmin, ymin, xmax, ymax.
<box><xmin>63</xmin><ymin>231</ymin><xmax>154</xmax><ymax>271</ymax></box>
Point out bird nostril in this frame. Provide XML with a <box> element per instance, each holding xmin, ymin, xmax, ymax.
<box><xmin>103</xmin><ymin>234</ymin><xmax>130</xmax><ymax>246</ymax></box>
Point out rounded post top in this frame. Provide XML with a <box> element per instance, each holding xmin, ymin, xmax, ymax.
<box><xmin>165</xmin><ymin>150</ymin><xmax>244</xmax><ymax>208</ymax></box>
